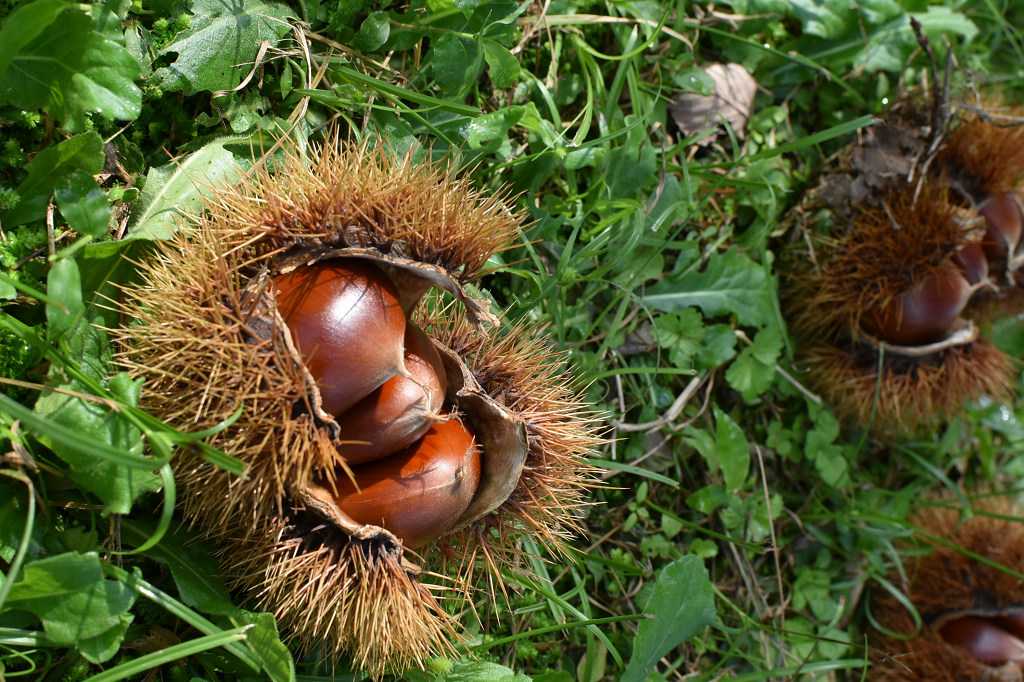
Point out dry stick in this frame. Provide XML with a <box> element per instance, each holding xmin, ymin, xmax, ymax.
<box><xmin>45</xmin><ymin>195</ymin><xmax>56</xmax><ymax>258</ymax></box>
<box><xmin>910</xmin><ymin>17</ymin><xmax>943</xmax><ymax>149</ymax></box>
<box><xmin>610</xmin><ymin>374</ymin><xmax>706</xmax><ymax>432</ymax></box>
<box><xmin>734</xmin><ymin>330</ymin><xmax>823</xmax><ymax>404</ymax></box>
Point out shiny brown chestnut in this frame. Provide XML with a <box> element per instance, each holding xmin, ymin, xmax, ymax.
<box><xmin>979</xmin><ymin>192</ymin><xmax>1024</xmax><ymax>263</ymax></box>
<box><xmin>859</xmin><ymin>260</ymin><xmax>973</xmax><ymax>346</ymax></box>
<box><xmin>953</xmin><ymin>242</ymin><xmax>990</xmax><ymax>287</ymax></box>
<box><xmin>334</xmin><ymin>321</ymin><xmax>447</xmax><ymax>465</ymax></box>
<box><xmin>274</xmin><ymin>259</ymin><xmax>408</xmax><ymax>417</ymax></box>
<box><xmin>939</xmin><ymin>615</ymin><xmax>1024</xmax><ymax>665</ymax></box>
<box><xmin>324</xmin><ymin>417</ymin><xmax>481</xmax><ymax>549</ymax></box>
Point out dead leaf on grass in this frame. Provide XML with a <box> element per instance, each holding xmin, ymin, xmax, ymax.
<box><xmin>669</xmin><ymin>63</ymin><xmax>757</xmax><ymax>144</ymax></box>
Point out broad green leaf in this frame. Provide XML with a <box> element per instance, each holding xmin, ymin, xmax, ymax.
<box><xmin>153</xmin><ymin>0</ymin><xmax>291</xmax><ymax>94</ymax></box>
<box><xmin>714</xmin><ymin>405</ymin><xmax>748</xmax><ymax>492</ymax></box>
<box><xmin>34</xmin><ymin>320</ymin><xmax>160</xmax><ymax>514</ymax></box>
<box><xmin>444</xmin><ymin>661</ymin><xmax>531</xmax><ymax>682</ymax></box>
<box><xmin>4</xmin><ymin>551</ymin><xmax>136</xmax><ymax>662</ymax></box>
<box><xmin>127</xmin><ymin>139</ymin><xmax>247</xmax><ymax>240</ymax></box>
<box><xmin>464</xmin><ymin>106</ymin><xmax>526</xmax><ymax>148</ymax></box>
<box><xmin>0</xmin><ymin>132</ymin><xmax>105</xmax><ymax>228</ymax></box>
<box><xmin>725</xmin><ymin>325</ymin><xmax>782</xmax><ymax>401</ymax></box>
<box><xmin>238</xmin><ymin>612</ymin><xmax>295</xmax><ymax>682</ymax></box>
<box><xmin>686</xmin><ymin>484</ymin><xmax>727</xmax><ymax>514</ymax></box>
<box><xmin>689</xmin><ymin>538</ymin><xmax>718</xmax><ymax>558</ymax></box>
<box><xmin>120</xmin><ymin>520</ymin><xmax>240</xmax><ymax>616</ymax></box>
<box><xmin>682</xmin><ymin>425</ymin><xmax>717</xmax><ymax>474</ymax></box>
<box><xmin>1</xmin><ymin>10</ymin><xmax>142</xmax><ymax>132</ymax></box>
<box><xmin>483</xmin><ymin>38</ymin><xmax>519</xmax><ymax>88</ymax></box>
<box><xmin>55</xmin><ymin>171</ymin><xmax>111</xmax><ymax>238</ymax></box>
<box><xmin>644</xmin><ymin>248</ymin><xmax>774</xmax><ymax>327</ymax></box>
<box><xmin>653</xmin><ymin>308</ymin><xmax>704</xmax><ymax>368</ymax></box>
<box><xmin>46</xmin><ymin>257</ymin><xmax>85</xmax><ymax>342</ymax></box>
<box><xmin>0</xmin><ymin>477</ymin><xmax>63</xmax><ymax>563</ymax></box>
<box><xmin>432</xmin><ymin>33</ymin><xmax>474</xmax><ymax>94</ymax></box>
<box><xmin>696</xmin><ymin>323</ymin><xmax>737</xmax><ymax>369</ymax></box>
<box><xmin>351</xmin><ymin>11</ymin><xmax>389</xmax><ymax>52</ymax></box>
<box><xmin>0</xmin><ymin>0</ymin><xmax>68</xmax><ymax>83</ymax></box>
<box><xmin>120</xmin><ymin>521</ymin><xmax>295</xmax><ymax>682</ymax></box>
<box><xmin>620</xmin><ymin>555</ymin><xmax>715</xmax><ymax>682</ymax></box>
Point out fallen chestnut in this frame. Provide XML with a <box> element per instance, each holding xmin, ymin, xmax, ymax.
<box><xmin>953</xmin><ymin>242</ymin><xmax>990</xmax><ymax>286</ymax></box>
<box><xmin>274</xmin><ymin>259</ymin><xmax>409</xmax><ymax>416</ymax></box>
<box><xmin>940</xmin><ymin>615</ymin><xmax>1024</xmax><ymax>666</ymax></box>
<box><xmin>322</xmin><ymin>417</ymin><xmax>481</xmax><ymax>549</ymax></box>
<box><xmin>979</xmin><ymin>192</ymin><xmax>1024</xmax><ymax>264</ymax></box>
<box><xmin>859</xmin><ymin>259</ymin><xmax>972</xmax><ymax>346</ymax></box>
<box><xmin>333</xmin><ymin>321</ymin><xmax>447</xmax><ymax>465</ymax></box>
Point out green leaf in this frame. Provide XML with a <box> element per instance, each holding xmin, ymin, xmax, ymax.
<box><xmin>120</xmin><ymin>521</ymin><xmax>295</xmax><ymax>682</ymax></box>
<box><xmin>714</xmin><ymin>405</ymin><xmax>749</xmax><ymax>492</ymax></box>
<box><xmin>432</xmin><ymin>33</ymin><xmax>474</xmax><ymax>94</ymax></box>
<box><xmin>661</xmin><ymin>514</ymin><xmax>683</xmax><ymax>539</ymax></box>
<box><xmin>350</xmin><ymin>11</ymin><xmax>389</xmax><ymax>52</ymax></box>
<box><xmin>120</xmin><ymin>520</ymin><xmax>240</xmax><ymax>616</ymax></box>
<box><xmin>464</xmin><ymin>106</ymin><xmax>526</xmax><ymax>148</ymax></box>
<box><xmin>0</xmin><ymin>132</ymin><xmax>105</xmax><ymax>228</ymax></box>
<box><xmin>644</xmin><ymin>248</ymin><xmax>774</xmax><ymax>327</ymax></box>
<box><xmin>725</xmin><ymin>325</ymin><xmax>781</xmax><ymax>401</ymax></box>
<box><xmin>689</xmin><ymin>538</ymin><xmax>718</xmax><ymax>559</ymax></box>
<box><xmin>1</xmin><ymin>10</ymin><xmax>142</xmax><ymax>132</ymax></box>
<box><xmin>621</xmin><ymin>555</ymin><xmax>715</xmax><ymax>682</ymax></box>
<box><xmin>685</xmin><ymin>484</ymin><xmax>727</xmax><ymax>514</ymax></box>
<box><xmin>0</xmin><ymin>477</ymin><xmax>63</xmax><ymax>563</ymax></box>
<box><xmin>55</xmin><ymin>171</ymin><xmax>111</xmax><ymax>238</ymax></box>
<box><xmin>34</xmin><ymin>322</ymin><xmax>161</xmax><ymax>514</ymax></box>
<box><xmin>483</xmin><ymin>38</ymin><xmax>519</xmax><ymax>88</ymax></box>
<box><xmin>653</xmin><ymin>308</ymin><xmax>704</xmax><ymax>368</ymax></box>
<box><xmin>4</xmin><ymin>551</ymin><xmax>136</xmax><ymax>663</ymax></box>
<box><xmin>153</xmin><ymin>0</ymin><xmax>291</xmax><ymax>95</ymax></box>
<box><xmin>46</xmin><ymin>257</ymin><xmax>85</xmax><ymax>343</ymax></box>
<box><xmin>444</xmin><ymin>661</ymin><xmax>531</xmax><ymax>682</ymax></box>
<box><xmin>695</xmin><ymin>323</ymin><xmax>737</xmax><ymax>369</ymax></box>
<box><xmin>0</xmin><ymin>0</ymin><xmax>68</xmax><ymax>84</ymax></box>
<box><xmin>127</xmin><ymin>139</ymin><xmax>247</xmax><ymax>240</ymax></box>
<box><xmin>682</xmin><ymin>425</ymin><xmax>717</xmax><ymax>474</ymax></box>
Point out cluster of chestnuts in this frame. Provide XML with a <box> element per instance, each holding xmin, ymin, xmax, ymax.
<box><xmin>116</xmin><ymin>138</ymin><xmax>600</xmax><ymax>673</ymax></box>
<box><xmin>869</xmin><ymin>493</ymin><xmax>1024</xmax><ymax>681</ymax></box>
<box><xmin>786</xmin><ymin>102</ymin><xmax>1024</xmax><ymax>433</ymax></box>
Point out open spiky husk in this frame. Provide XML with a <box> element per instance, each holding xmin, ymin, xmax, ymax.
<box><xmin>418</xmin><ymin>302</ymin><xmax>603</xmax><ymax>591</ymax></box>
<box><xmin>788</xmin><ymin>183</ymin><xmax>980</xmax><ymax>341</ymax></box>
<box><xmin>799</xmin><ymin>338</ymin><xmax>1010</xmax><ymax>434</ymax></box>
<box><xmin>870</xmin><ymin>494</ymin><xmax>1024</xmax><ymax>682</ymax></box>
<box><xmin>116</xmin><ymin>137</ymin><xmax>602</xmax><ymax>673</ymax></box>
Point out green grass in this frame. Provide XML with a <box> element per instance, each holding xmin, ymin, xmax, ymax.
<box><xmin>1</xmin><ymin>0</ymin><xmax>1024</xmax><ymax>680</ymax></box>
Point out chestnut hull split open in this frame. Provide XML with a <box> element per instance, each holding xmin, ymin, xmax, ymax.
<box><xmin>869</xmin><ymin>494</ymin><xmax>1024</xmax><ymax>682</ymax></box>
<box><xmin>115</xmin><ymin>137</ymin><xmax>602</xmax><ymax>675</ymax></box>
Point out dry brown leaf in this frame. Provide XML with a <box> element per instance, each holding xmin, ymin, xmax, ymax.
<box><xmin>669</xmin><ymin>63</ymin><xmax>757</xmax><ymax>144</ymax></box>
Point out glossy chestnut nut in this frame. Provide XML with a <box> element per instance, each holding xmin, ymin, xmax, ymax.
<box><xmin>274</xmin><ymin>259</ymin><xmax>407</xmax><ymax>417</ymax></box>
<box><xmin>939</xmin><ymin>615</ymin><xmax>1024</xmax><ymax>665</ymax></box>
<box><xmin>860</xmin><ymin>260</ymin><xmax>972</xmax><ymax>346</ymax></box>
<box><xmin>325</xmin><ymin>418</ymin><xmax>481</xmax><ymax>549</ymax></box>
<box><xmin>953</xmin><ymin>242</ymin><xmax>989</xmax><ymax>287</ymax></box>
<box><xmin>335</xmin><ymin>321</ymin><xmax>447</xmax><ymax>465</ymax></box>
<box><xmin>979</xmin><ymin>192</ymin><xmax>1023</xmax><ymax>263</ymax></box>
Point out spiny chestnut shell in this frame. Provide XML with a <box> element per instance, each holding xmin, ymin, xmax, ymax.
<box><xmin>114</xmin><ymin>138</ymin><xmax>602</xmax><ymax>675</ymax></box>
<box><xmin>868</xmin><ymin>495</ymin><xmax>1024</xmax><ymax>682</ymax></box>
<box><xmin>859</xmin><ymin>260</ymin><xmax>972</xmax><ymax>346</ymax></box>
<box><xmin>323</xmin><ymin>418</ymin><xmax>481</xmax><ymax>549</ymax></box>
<box><xmin>334</xmin><ymin>321</ymin><xmax>447</xmax><ymax>465</ymax></box>
<box><xmin>275</xmin><ymin>259</ymin><xmax>408</xmax><ymax>416</ymax></box>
